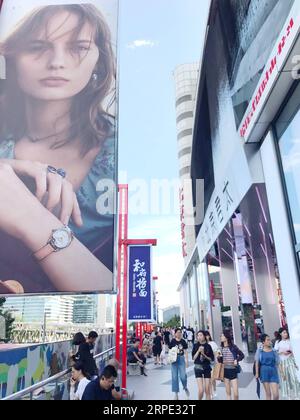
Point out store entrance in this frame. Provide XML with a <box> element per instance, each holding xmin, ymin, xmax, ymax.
<box><xmin>207</xmin><ymin>184</ymin><xmax>286</xmax><ymax>353</ymax></box>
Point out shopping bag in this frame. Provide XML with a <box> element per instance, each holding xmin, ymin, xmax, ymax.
<box><xmin>167</xmin><ymin>346</ymin><xmax>178</xmax><ymax>364</ymax></box>
<box><xmin>212</xmin><ymin>363</ymin><xmax>224</xmax><ymax>381</ymax></box>
<box><xmin>160</xmin><ymin>346</ymin><xmax>166</xmax><ymax>364</ymax></box>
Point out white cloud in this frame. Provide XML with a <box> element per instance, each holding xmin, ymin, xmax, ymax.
<box><xmin>127</xmin><ymin>39</ymin><xmax>156</xmax><ymax>49</ymax></box>
<box><xmin>153</xmin><ymin>254</ymin><xmax>183</xmax><ymax>310</ymax></box>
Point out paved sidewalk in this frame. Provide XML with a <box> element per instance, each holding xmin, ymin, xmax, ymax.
<box><xmin>127</xmin><ymin>353</ymin><xmax>262</xmax><ymax>401</ymax></box>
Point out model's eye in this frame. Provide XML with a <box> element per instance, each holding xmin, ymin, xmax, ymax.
<box><xmin>70</xmin><ymin>45</ymin><xmax>91</xmax><ymax>53</ymax></box>
<box><xmin>26</xmin><ymin>42</ymin><xmax>48</xmax><ymax>53</ymax></box>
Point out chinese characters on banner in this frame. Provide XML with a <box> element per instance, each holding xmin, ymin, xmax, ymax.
<box><xmin>128</xmin><ymin>246</ymin><xmax>153</xmax><ymax>322</ymax></box>
<box><xmin>239</xmin><ymin>6</ymin><xmax>300</xmax><ymax>142</ymax></box>
<box><xmin>197</xmin><ymin>175</ymin><xmax>248</xmax><ymax>263</ymax></box>
<box><xmin>179</xmin><ymin>187</ymin><xmax>188</xmax><ymax>258</ymax></box>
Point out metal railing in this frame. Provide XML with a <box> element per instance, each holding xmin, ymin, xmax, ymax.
<box><xmin>1</xmin><ymin>346</ymin><xmax>116</xmax><ymax>401</ymax></box>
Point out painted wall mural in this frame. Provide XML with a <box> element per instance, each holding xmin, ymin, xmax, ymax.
<box><xmin>0</xmin><ymin>340</ymin><xmax>70</xmax><ymax>399</ymax></box>
<box><xmin>0</xmin><ymin>333</ymin><xmax>115</xmax><ymax>399</ymax></box>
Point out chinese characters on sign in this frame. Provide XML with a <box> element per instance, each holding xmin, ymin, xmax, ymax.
<box><xmin>179</xmin><ymin>188</ymin><xmax>188</xmax><ymax>258</ymax></box>
<box><xmin>133</xmin><ymin>259</ymin><xmax>148</xmax><ymax>298</ymax></box>
<box><xmin>198</xmin><ymin>178</ymin><xmax>239</xmax><ymax>262</ymax></box>
<box><xmin>128</xmin><ymin>246</ymin><xmax>153</xmax><ymax>322</ymax></box>
<box><xmin>200</xmin><ymin>180</ymin><xmax>234</xmax><ymax>250</ymax></box>
<box><xmin>239</xmin><ymin>14</ymin><xmax>297</xmax><ymax>140</ymax></box>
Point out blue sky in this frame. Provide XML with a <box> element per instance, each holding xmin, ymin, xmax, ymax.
<box><xmin>118</xmin><ymin>0</ymin><xmax>210</xmax><ymax>310</ymax></box>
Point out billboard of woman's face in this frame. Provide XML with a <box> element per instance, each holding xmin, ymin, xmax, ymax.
<box><xmin>0</xmin><ymin>1</ymin><xmax>118</xmax><ymax>295</ymax></box>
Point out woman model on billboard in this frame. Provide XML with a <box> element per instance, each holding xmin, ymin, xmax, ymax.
<box><xmin>0</xmin><ymin>4</ymin><xmax>116</xmax><ymax>293</ymax></box>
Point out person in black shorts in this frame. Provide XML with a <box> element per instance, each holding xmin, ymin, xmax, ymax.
<box><xmin>163</xmin><ymin>328</ymin><xmax>171</xmax><ymax>352</ymax></box>
<box><xmin>192</xmin><ymin>330</ymin><xmax>214</xmax><ymax>400</ymax></box>
<box><xmin>153</xmin><ymin>331</ymin><xmax>163</xmax><ymax>365</ymax></box>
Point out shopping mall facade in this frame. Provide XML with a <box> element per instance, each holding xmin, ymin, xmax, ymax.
<box><xmin>178</xmin><ymin>0</ymin><xmax>300</xmax><ymax>369</ymax></box>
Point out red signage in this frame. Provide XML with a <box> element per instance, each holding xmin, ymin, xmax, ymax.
<box><xmin>179</xmin><ymin>187</ymin><xmax>188</xmax><ymax>258</ymax></box>
<box><xmin>240</xmin><ymin>18</ymin><xmax>295</xmax><ymax>139</ymax></box>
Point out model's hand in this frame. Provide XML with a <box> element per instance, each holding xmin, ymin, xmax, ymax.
<box><xmin>0</xmin><ymin>163</ymin><xmax>57</xmax><ymax>240</ymax></box>
<box><xmin>0</xmin><ymin>159</ymin><xmax>82</xmax><ymax>227</ymax></box>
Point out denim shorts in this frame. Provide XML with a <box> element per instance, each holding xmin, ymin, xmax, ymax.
<box><xmin>260</xmin><ymin>366</ymin><xmax>279</xmax><ymax>384</ymax></box>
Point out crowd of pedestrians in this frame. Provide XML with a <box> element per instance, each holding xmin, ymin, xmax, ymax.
<box><xmin>68</xmin><ymin>325</ymin><xmax>300</xmax><ymax>401</ymax></box>
<box><xmin>163</xmin><ymin>324</ymin><xmax>299</xmax><ymax>401</ymax></box>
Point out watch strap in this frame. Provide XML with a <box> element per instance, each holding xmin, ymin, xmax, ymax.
<box><xmin>33</xmin><ymin>242</ymin><xmax>56</xmax><ymax>262</ymax></box>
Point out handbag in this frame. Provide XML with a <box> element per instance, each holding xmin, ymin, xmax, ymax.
<box><xmin>236</xmin><ymin>364</ymin><xmax>242</xmax><ymax>374</ymax></box>
<box><xmin>167</xmin><ymin>346</ymin><xmax>178</xmax><ymax>364</ymax></box>
<box><xmin>212</xmin><ymin>363</ymin><xmax>224</xmax><ymax>381</ymax></box>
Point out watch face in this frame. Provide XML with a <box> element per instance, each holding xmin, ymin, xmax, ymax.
<box><xmin>52</xmin><ymin>228</ymin><xmax>71</xmax><ymax>249</ymax></box>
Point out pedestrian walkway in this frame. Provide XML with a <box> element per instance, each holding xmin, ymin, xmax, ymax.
<box><xmin>127</xmin><ymin>354</ymin><xmax>261</xmax><ymax>401</ymax></box>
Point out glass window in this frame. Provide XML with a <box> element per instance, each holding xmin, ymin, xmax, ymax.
<box><xmin>176</xmin><ymin>94</ymin><xmax>192</xmax><ymax>107</ymax></box>
<box><xmin>178</xmin><ymin>147</ymin><xmax>192</xmax><ymax>159</ymax></box>
<box><xmin>197</xmin><ymin>262</ymin><xmax>209</xmax><ymax>304</ymax></box>
<box><xmin>177</xmin><ymin>128</ymin><xmax>193</xmax><ymax>141</ymax></box>
<box><xmin>176</xmin><ymin>111</ymin><xmax>194</xmax><ymax>124</ymax></box>
<box><xmin>276</xmin><ymin>83</ymin><xmax>300</xmax><ymax>245</ymax></box>
<box><xmin>189</xmin><ymin>268</ymin><xmax>197</xmax><ymax>308</ymax></box>
<box><xmin>179</xmin><ymin>166</ymin><xmax>190</xmax><ymax>177</ymax></box>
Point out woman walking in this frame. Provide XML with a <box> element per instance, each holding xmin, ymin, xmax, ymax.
<box><xmin>169</xmin><ymin>328</ymin><xmax>190</xmax><ymax>400</ymax></box>
<box><xmin>205</xmin><ymin>331</ymin><xmax>219</xmax><ymax>399</ymax></box>
<box><xmin>255</xmin><ymin>334</ymin><xmax>280</xmax><ymax>400</ymax></box>
<box><xmin>192</xmin><ymin>331</ymin><xmax>214</xmax><ymax>400</ymax></box>
<box><xmin>275</xmin><ymin>328</ymin><xmax>300</xmax><ymax>400</ymax></box>
<box><xmin>153</xmin><ymin>331</ymin><xmax>163</xmax><ymax>365</ymax></box>
<box><xmin>218</xmin><ymin>331</ymin><xmax>244</xmax><ymax>401</ymax></box>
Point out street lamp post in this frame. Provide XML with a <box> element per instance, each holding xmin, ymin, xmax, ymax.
<box><xmin>116</xmin><ymin>185</ymin><xmax>157</xmax><ymax>395</ymax></box>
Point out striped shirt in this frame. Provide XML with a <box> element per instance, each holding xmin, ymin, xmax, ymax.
<box><xmin>222</xmin><ymin>347</ymin><xmax>235</xmax><ymax>365</ymax></box>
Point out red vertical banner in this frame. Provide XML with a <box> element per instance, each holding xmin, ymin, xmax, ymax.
<box><xmin>141</xmin><ymin>324</ymin><xmax>145</xmax><ymax>347</ymax></box>
<box><xmin>116</xmin><ymin>184</ymin><xmax>157</xmax><ymax>395</ymax></box>
<box><xmin>115</xmin><ymin>185</ymin><xmax>128</xmax><ymax>395</ymax></box>
<box><xmin>116</xmin><ymin>186</ymin><xmax>127</xmax><ymax>362</ymax></box>
<box><xmin>135</xmin><ymin>322</ymin><xmax>143</xmax><ymax>349</ymax></box>
<box><xmin>122</xmin><ymin>240</ymin><xmax>128</xmax><ymax>391</ymax></box>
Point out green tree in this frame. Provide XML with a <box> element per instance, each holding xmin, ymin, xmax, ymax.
<box><xmin>163</xmin><ymin>315</ymin><xmax>181</xmax><ymax>328</ymax></box>
<box><xmin>0</xmin><ymin>297</ymin><xmax>15</xmax><ymax>342</ymax></box>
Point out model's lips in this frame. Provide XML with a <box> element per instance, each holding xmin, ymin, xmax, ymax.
<box><xmin>40</xmin><ymin>77</ymin><xmax>70</xmax><ymax>87</ymax></box>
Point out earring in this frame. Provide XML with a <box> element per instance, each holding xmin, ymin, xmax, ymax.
<box><xmin>92</xmin><ymin>73</ymin><xmax>98</xmax><ymax>82</ymax></box>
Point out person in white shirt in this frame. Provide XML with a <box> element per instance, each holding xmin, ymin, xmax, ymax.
<box><xmin>205</xmin><ymin>331</ymin><xmax>219</xmax><ymax>400</ymax></box>
<box><xmin>70</xmin><ymin>362</ymin><xmax>90</xmax><ymax>400</ymax></box>
<box><xmin>187</xmin><ymin>329</ymin><xmax>194</xmax><ymax>349</ymax></box>
<box><xmin>274</xmin><ymin>328</ymin><xmax>300</xmax><ymax>400</ymax></box>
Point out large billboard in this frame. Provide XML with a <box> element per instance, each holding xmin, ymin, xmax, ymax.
<box><xmin>0</xmin><ymin>0</ymin><xmax>118</xmax><ymax>295</ymax></box>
